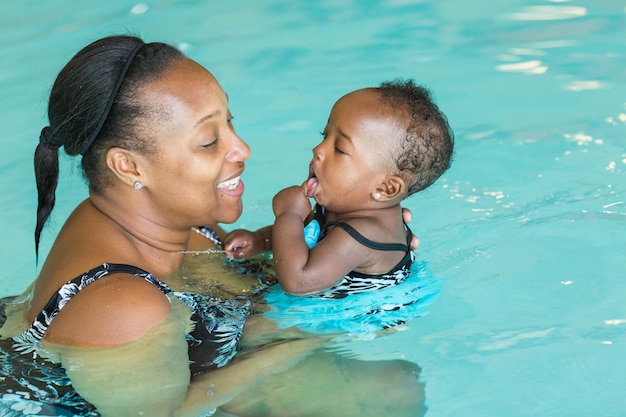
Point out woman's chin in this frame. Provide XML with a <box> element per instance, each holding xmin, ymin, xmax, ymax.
<box><xmin>216</xmin><ymin>202</ymin><xmax>243</xmax><ymax>225</ymax></box>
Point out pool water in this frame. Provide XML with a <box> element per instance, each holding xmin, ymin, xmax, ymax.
<box><xmin>1</xmin><ymin>1</ymin><xmax>625</xmax><ymax>416</ymax></box>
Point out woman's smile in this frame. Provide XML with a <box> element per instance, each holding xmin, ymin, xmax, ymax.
<box><xmin>217</xmin><ymin>175</ymin><xmax>245</xmax><ymax>196</ymax></box>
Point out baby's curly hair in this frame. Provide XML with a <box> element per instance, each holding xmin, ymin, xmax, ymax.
<box><xmin>377</xmin><ymin>79</ymin><xmax>454</xmax><ymax>196</ymax></box>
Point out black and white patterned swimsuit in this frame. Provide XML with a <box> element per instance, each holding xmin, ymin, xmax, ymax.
<box><xmin>0</xmin><ymin>237</ymin><xmax>250</xmax><ymax>415</ymax></box>
<box><xmin>12</xmin><ymin>263</ymin><xmax>249</xmax><ymax>374</ymax></box>
<box><xmin>305</xmin><ymin>206</ymin><xmax>415</xmax><ymax>299</ymax></box>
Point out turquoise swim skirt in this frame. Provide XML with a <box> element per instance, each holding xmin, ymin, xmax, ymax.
<box><xmin>261</xmin><ymin>261</ymin><xmax>443</xmax><ymax>338</ymax></box>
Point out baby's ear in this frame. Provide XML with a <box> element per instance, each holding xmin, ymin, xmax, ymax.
<box><xmin>372</xmin><ymin>175</ymin><xmax>406</xmax><ymax>201</ymax></box>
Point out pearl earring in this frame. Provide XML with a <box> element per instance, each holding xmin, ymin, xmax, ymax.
<box><xmin>374</xmin><ymin>192</ymin><xmax>381</xmax><ymax>199</ymax></box>
<box><xmin>133</xmin><ymin>181</ymin><xmax>143</xmax><ymax>190</ymax></box>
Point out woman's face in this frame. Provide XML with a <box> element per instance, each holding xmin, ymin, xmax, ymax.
<box><xmin>137</xmin><ymin>58</ymin><xmax>250</xmax><ymax>228</ymax></box>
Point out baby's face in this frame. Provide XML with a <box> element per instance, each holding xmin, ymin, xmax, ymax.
<box><xmin>307</xmin><ymin>89</ymin><xmax>400</xmax><ymax>212</ymax></box>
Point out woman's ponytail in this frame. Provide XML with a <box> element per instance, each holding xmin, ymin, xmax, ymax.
<box><xmin>32</xmin><ymin>35</ymin><xmax>184</xmax><ymax>262</ymax></box>
<box><xmin>34</xmin><ymin>127</ymin><xmax>60</xmax><ymax>261</ymax></box>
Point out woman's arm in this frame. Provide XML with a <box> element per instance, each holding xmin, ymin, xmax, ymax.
<box><xmin>43</xmin><ymin>297</ymin><xmax>192</xmax><ymax>417</ymax></box>
<box><xmin>45</xmin><ymin>292</ymin><xmax>322</xmax><ymax>417</ymax></box>
<box><xmin>176</xmin><ymin>337</ymin><xmax>323</xmax><ymax>417</ymax></box>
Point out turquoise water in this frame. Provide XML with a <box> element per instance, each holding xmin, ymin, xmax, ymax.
<box><xmin>1</xmin><ymin>1</ymin><xmax>625</xmax><ymax>416</ymax></box>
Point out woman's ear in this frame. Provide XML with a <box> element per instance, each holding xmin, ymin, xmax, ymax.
<box><xmin>106</xmin><ymin>147</ymin><xmax>142</xmax><ymax>188</ymax></box>
<box><xmin>372</xmin><ymin>175</ymin><xmax>405</xmax><ymax>201</ymax></box>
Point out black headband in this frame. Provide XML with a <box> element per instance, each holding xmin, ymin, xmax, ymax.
<box><xmin>78</xmin><ymin>42</ymin><xmax>145</xmax><ymax>155</ymax></box>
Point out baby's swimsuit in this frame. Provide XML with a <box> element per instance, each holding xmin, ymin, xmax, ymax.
<box><xmin>262</xmin><ymin>207</ymin><xmax>442</xmax><ymax>337</ymax></box>
<box><xmin>303</xmin><ymin>206</ymin><xmax>415</xmax><ymax>299</ymax></box>
<box><xmin>0</xmin><ymin>228</ymin><xmax>249</xmax><ymax>416</ymax></box>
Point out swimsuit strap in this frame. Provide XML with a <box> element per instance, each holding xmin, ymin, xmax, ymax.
<box><xmin>194</xmin><ymin>225</ymin><xmax>223</xmax><ymax>247</ymax></box>
<box><xmin>323</xmin><ymin>221</ymin><xmax>411</xmax><ymax>252</ymax></box>
<box><xmin>13</xmin><ymin>263</ymin><xmax>170</xmax><ymax>353</ymax></box>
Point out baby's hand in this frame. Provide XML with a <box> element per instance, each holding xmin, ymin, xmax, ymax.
<box><xmin>223</xmin><ymin>229</ymin><xmax>264</xmax><ymax>259</ymax></box>
<box><xmin>272</xmin><ymin>185</ymin><xmax>311</xmax><ymax>220</ymax></box>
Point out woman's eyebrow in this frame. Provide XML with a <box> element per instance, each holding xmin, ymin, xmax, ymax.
<box><xmin>194</xmin><ymin>110</ymin><xmax>221</xmax><ymax>128</ymax></box>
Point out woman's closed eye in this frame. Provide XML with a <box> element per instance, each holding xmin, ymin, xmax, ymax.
<box><xmin>202</xmin><ymin>137</ymin><xmax>219</xmax><ymax>149</ymax></box>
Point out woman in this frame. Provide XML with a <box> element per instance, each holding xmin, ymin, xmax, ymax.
<box><xmin>0</xmin><ymin>34</ymin><xmax>316</xmax><ymax>417</ymax></box>
<box><xmin>0</xmin><ymin>35</ymin><xmax>425</xmax><ymax>417</ymax></box>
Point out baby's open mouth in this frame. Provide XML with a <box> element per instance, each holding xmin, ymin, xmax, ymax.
<box><xmin>306</xmin><ymin>172</ymin><xmax>318</xmax><ymax>197</ymax></box>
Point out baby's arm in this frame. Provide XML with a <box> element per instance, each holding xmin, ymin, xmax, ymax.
<box><xmin>223</xmin><ymin>225</ymin><xmax>273</xmax><ymax>259</ymax></box>
<box><xmin>222</xmin><ymin>206</ymin><xmax>418</xmax><ymax>260</ymax></box>
<box><xmin>272</xmin><ymin>186</ymin><xmax>365</xmax><ymax>295</ymax></box>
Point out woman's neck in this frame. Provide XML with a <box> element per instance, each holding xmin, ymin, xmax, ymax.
<box><xmin>88</xmin><ymin>190</ymin><xmax>190</xmax><ymax>273</ymax></box>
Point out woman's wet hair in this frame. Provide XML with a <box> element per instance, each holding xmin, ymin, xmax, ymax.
<box><xmin>377</xmin><ymin>79</ymin><xmax>455</xmax><ymax>196</ymax></box>
<box><xmin>33</xmin><ymin>35</ymin><xmax>184</xmax><ymax>258</ymax></box>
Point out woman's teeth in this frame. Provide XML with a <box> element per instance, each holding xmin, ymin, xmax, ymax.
<box><xmin>217</xmin><ymin>176</ymin><xmax>241</xmax><ymax>190</ymax></box>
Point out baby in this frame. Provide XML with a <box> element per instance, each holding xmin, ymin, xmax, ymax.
<box><xmin>225</xmin><ymin>80</ymin><xmax>453</xmax><ymax>298</ymax></box>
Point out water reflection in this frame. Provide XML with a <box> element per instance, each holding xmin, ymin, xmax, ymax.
<box><xmin>507</xmin><ymin>5</ymin><xmax>587</xmax><ymax>21</ymax></box>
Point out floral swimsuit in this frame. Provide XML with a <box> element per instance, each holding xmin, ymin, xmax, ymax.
<box><xmin>0</xmin><ymin>228</ymin><xmax>249</xmax><ymax>416</ymax></box>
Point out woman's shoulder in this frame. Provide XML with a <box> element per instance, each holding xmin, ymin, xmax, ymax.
<box><xmin>43</xmin><ymin>270</ymin><xmax>171</xmax><ymax>346</ymax></box>
<box><xmin>30</xmin><ymin>201</ymin><xmax>175</xmax><ymax>347</ymax></box>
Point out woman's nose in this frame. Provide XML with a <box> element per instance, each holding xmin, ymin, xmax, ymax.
<box><xmin>226</xmin><ymin>133</ymin><xmax>251</xmax><ymax>163</ymax></box>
